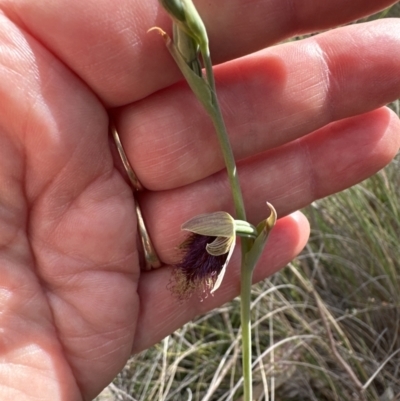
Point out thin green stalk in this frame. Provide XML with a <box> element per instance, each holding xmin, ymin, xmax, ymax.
<box><xmin>208</xmin><ymin>97</ymin><xmax>254</xmax><ymax>401</ymax></box>
<box><xmin>240</xmin><ymin>249</ymin><xmax>254</xmax><ymax>400</ymax></box>
<box><xmin>203</xmin><ymin>58</ymin><xmax>255</xmax><ymax>401</ymax></box>
<box><xmin>207</xmin><ymin>98</ymin><xmax>246</xmax><ymax>222</ymax></box>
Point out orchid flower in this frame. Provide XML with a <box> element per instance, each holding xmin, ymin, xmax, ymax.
<box><xmin>171</xmin><ymin>212</ymin><xmax>258</xmax><ymax>298</ymax></box>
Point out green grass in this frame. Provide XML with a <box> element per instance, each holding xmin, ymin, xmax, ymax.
<box><xmin>96</xmin><ymin>5</ymin><xmax>400</xmax><ymax>401</ymax></box>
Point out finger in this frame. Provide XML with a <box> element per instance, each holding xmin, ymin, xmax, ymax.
<box><xmin>132</xmin><ymin>211</ymin><xmax>310</xmax><ymax>353</ymax></box>
<box><xmin>117</xmin><ymin>19</ymin><xmax>400</xmax><ymax>190</ymax></box>
<box><xmin>140</xmin><ymin>107</ymin><xmax>400</xmax><ymax>263</ymax></box>
<box><xmin>3</xmin><ymin>0</ymin><xmax>396</xmax><ymax>105</ymax></box>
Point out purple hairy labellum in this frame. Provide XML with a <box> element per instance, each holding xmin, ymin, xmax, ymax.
<box><xmin>170</xmin><ymin>233</ymin><xmax>231</xmax><ymax>300</ymax></box>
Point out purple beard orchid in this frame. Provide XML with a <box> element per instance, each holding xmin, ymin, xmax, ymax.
<box><xmin>170</xmin><ymin>212</ymin><xmax>237</xmax><ymax>299</ymax></box>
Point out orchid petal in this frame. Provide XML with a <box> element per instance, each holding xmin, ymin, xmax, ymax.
<box><xmin>210</xmin><ymin>239</ymin><xmax>236</xmax><ymax>294</ymax></box>
<box><xmin>206</xmin><ymin>235</ymin><xmax>234</xmax><ymax>256</ymax></box>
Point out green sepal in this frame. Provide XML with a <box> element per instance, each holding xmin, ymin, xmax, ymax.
<box><xmin>181</xmin><ymin>211</ymin><xmax>235</xmax><ymax>237</ymax></box>
<box><xmin>244</xmin><ymin>203</ymin><xmax>277</xmax><ymax>271</ymax></box>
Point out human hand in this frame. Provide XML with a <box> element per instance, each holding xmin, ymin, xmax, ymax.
<box><xmin>0</xmin><ymin>0</ymin><xmax>399</xmax><ymax>400</ymax></box>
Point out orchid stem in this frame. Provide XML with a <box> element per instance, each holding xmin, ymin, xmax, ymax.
<box><xmin>202</xmin><ymin>51</ymin><xmax>254</xmax><ymax>401</ymax></box>
<box><xmin>207</xmin><ymin>94</ymin><xmax>246</xmax><ymax>222</ymax></box>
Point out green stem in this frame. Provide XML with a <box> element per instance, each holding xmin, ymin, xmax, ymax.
<box><xmin>203</xmin><ymin>51</ymin><xmax>254</xmax><ymax>401</ymax></box>
<box><xmin>201</xmin><ymin>50</ymin><xmax>245</xmax><ymax>221</ymax></box>
<box><xmin>207</xmin><ymin>102</ymin><xmax>246</xmax><ymax>221</ymax></box>
<box><xmin>240</xmin><ymin>251</ymin><xmax>253</xmax><ymax>401</ymax></box>
<box><xmin>211</xmin><ymin>107</ymin><xmax>254</xmax><ymax>401</ymax></box>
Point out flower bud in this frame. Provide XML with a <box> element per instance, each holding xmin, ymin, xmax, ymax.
<box><xmin>159</xmin><ymin>0</ymin><xmax>186</xmax><ymax>22</ymax></box>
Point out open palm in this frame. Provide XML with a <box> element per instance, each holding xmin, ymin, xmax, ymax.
<box><xmin>0</xmin><ymin>0</ymin><xmax>400</xmax><ymax>400</ymax></box>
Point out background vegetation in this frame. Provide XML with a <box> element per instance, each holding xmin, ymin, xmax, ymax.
<box><xmin>96</xmin><ymin>4</ymin><xmax>400</xmax><ymax>400</ymax></box>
